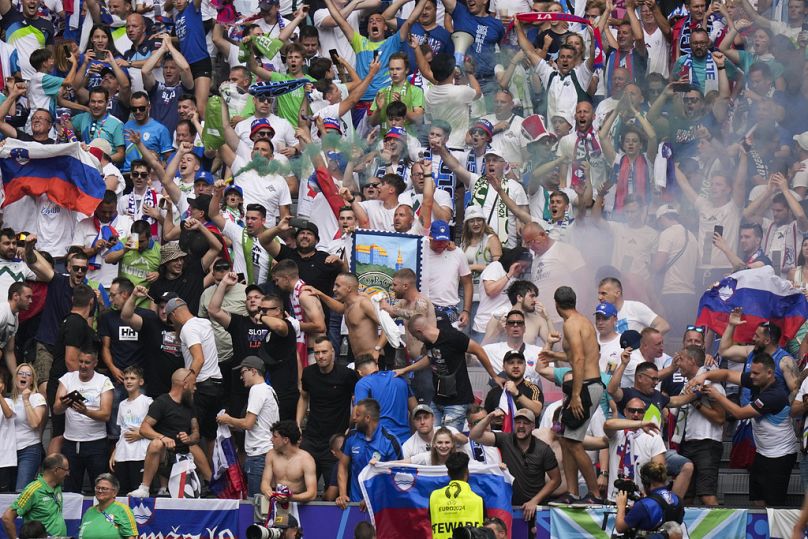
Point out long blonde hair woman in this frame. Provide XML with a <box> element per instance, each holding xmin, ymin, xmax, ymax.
<box><xmin>10</xmin><ymin>363</ymin><xmax>46</xmax><ymax>491</ymax></box>
<box><xmin>461</xmin><ymin>206</ymin><xmax>503</xmax><ymax>311</ymax></box>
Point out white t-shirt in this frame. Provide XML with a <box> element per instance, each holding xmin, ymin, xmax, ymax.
<box><xmin>359</xmin><ymin>199</ymin><xmax>397</xmax><ymax>232</ymax></box>
<box><xmin>644</xmin><ymin>26</ymin><xmax>670</xmax><ymax>78</ymax></box>
<box><xmin>424</xmin><ymin>84</ymin><xmax>478</xmax><ymax>149</ymax></box>
<box><xmin>222</xmin><ymin>221</ymin><xmax>271</xmax><ymax>284</ymax></box>
<box><xmin>60</xmin><ymin>371</ymin><xmax>114</xmax><ymax>442</ymax></box>
<box><xmin>606</xmin><ymin>428</ymin><xmax>666</xmax><ymax>501</ymax></box>
<box><xmin>179</xmin><ymin>317</ymin><xmax>222</xmax><ymax>382</ymax></box>
<box><xmin>598</xmin><ymin>333</ymin><xmax>622</xmax><ymax>375</ymax></box>
<box><xmin>424</xmin><ymin>247</ymin><xmax>471</xmax><ymax>308</ymax></box>
<box><xmin>72</xmin><ymin>214</ymin><xmax>134</xmax><ymax>287</ymax></box>
<box><xmin>0</xmin><ymin>398</ymin><xmax>15</xmax><ymax>467</ymax></box>
<box><xmin>34</xmin><ymin>194</ymin><xmax>77</xmax><ymax>258</ymax></box>
<box><xmin>535</xmin><ymin>60</ymin><xmax>594</xmax><ymax>133</ymax></box>
<box><xmin>232</xmin><ymin>156</ymin><xmax>292</xmax><ymax>227</ymax></box>
<box><xmin>608</xmin><ymin>222</ymin><xmax>658</xmax><ymax>282</ymax></box>
<box><xmin>473</xmin><ymin>262</ymin><xmax>510</xmax><ymax>333</ymax></box>
<box><xmin>657</xmin><ymin>223</ymin><xmax>697</xmax><ymax>295</ymax></box>
<box><xmin>401</xmin><ymin>425</ymin><xmax>460</xmax><ymax>458</ymax></box>
<box><xmin>398</xmin><ymin>188</ymin><xmax>454</xmax><ymax>224</ymax></box>
<box><xmin>483</xmin><ymin>341</ymin><xmax>543</xmax><ymax>386</ymax></box>
<box><xmin>0</xmin><ymin>259</ymin><xmax>35</xmax><ymax>303</ymax></box>
<box><xmin>312</xmin><ymin>101</ymin><xmax>354</xmax><ymax>143</ymax></box>
<box><xmin>12</xmin><ymin>393</ymin><xmax>46</xmax><ymax>450</ymax></box>
<box><xmin>468</xmin><ymin>174</ymin><xmax>528</xmax><ymax>248</ymax></box>
<box><xmin>694</xmin><ymin>198</ymin><xmax>741</xmax><ymax>269</ymax></box>
<box><xmin>115</xmin><ymin>394</ymin><xmax>153</xmax><ymax>461</ymax></box>
<box><xmin>234</xmin><ymin>114</ymin><xmax>298</xmax><ymax>151</ymax></box>
<box><xmin>245</xmin><ymin>382</ymin><xmax>280</xmax><ymax>456</ymax></box>
<box><xmin>482</xmin><ymin>113</ymin><xmax>528</xmax><ymax>165</ymax></box>
<box><xmin>682</xmin><ymin>378</ymin><xmax>724</xmax><ymax>442</ymax></box>
<box><xmin>313</xmin><ymin>9</ymin><xmax>359</xmax><ymax>68</ymax></box>
<box><xmin>616</xmin><ymin>300</ymin><xmax>659</xmax><ymax>334</ymax></box>
<box><xmin>409</xmin><ymin>451</ymin><xmax>435</xmax><ymax>465</ymax></box>
<box><xmin>0</xmin><ymin>301</ymin><xmax>18</xmax><ymax>349</ymax></box>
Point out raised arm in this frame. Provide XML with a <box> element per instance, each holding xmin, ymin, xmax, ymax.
<box><xmin>337</xmin><ymin>58</ymin><xmax>381</xmax><ymax>117</ymax></box>
<box><xmin>399</xmin><ymin>0</ymin><xmax>427</xmax><ymax>39</ymax></box>
<box><xmin>23</xmin><ymin>236</ymin><xmax>54</xmax><ymax>282</ymax></box>
<box><xmin>141</xmin><ymin>36</ymin><xmax>172</xmax><ymax>91</ymax></box>
<box><xmin>468</xmin><ymin>409</ymin><xmax>500</xmax><ymax>445</ymax></box>
<box><xmin>324</xmin><ymin>0</ymin><xmax>357</xmax><ymax>42</ymax></box>
<box><xmin>121</xmin><ymin>285</ymin><xmax>148</xmax><ymax>331</ymax></box>
<box><xmin>490</xmin><ymin>176</ymin><xmax>532</xmax><ymax>225</ymax></box>
<box><xmin>207</xmin><ymin>272</ymin><xmax>239</xmax><ymax>328</ymax></box>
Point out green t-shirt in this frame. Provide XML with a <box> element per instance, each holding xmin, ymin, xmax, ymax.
<box><xmin>369</xmin><ymin>81</ymin><xmax>425</xmax><ymax>131</ymax></box>
<box><xmin>119</xmin><ymin>240</ymin><xmax>161</xmax><ymax>307</ymax></box>
<box><xmin>12</xmin><ymin>477</ymin><xmax>67</xmax><ymax>536</ymax></box>
<box><xmin>269</xmin><ymin>71</ymin><xmax>315</xmax><ymax>126</ymax></box>
<box><xmin>78</xmin><ymin>501</ymin><xmax>138</xmax><ymax>539</ymax></box>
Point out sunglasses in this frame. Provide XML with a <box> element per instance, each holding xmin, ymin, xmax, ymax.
<box><xmin>365</xmin><ymin>183</ymin><xmax>380</xmax><ymax>189</ymax></box>
<box><xmin>131</xmin><ymin>106</ymin><xmax>147</xmax><ymax>112</ymax></box>
<box><xmin>254</xmin><ymin>130</ymin><xmax>273</xmax><ymax>138</ymax></box>
<box><xmin>682</xmin><ymin>97</ymin><xmax>702</xmax><ymax>104</ymax></box>
<box><xmin>256</xmin><ymin>96</ymin><xmax>272</xmax><ymax>103</ymax></box>
<box><xmin>130</xmin><ymin>171</ymin><xmax>150</xmax><ymax>179</ymax></box>
<box><xmin>686</xmin><ymin>325</ymin><xmax>705</xmax><ymax>333</ymax></box>
<box><xmin>71</xmin><ymin>265</ymin><xmax>88</xmax><ymax>273</ymax></box>
<box><xmin>470</xmin><ymin>128</ymin><xmax>488</xmax><ymax>136</ymax></box>
<box><xmin>260</xmin><ymin>306</ymin><xmax>280</xmax><ymax>313</ymax></box>
<box><xmin>505</xmin><ymin>320</ymin><xmax>525</xmax><ymax>326</ymax></box>
<box><xmin>213</xmin><ymin>265</ymin><xmax>230</xmax><ymax>271</ymax></box>
<box><xmin>640</xmin><ymin>373</ymin><xmax>660</xmax><ymax>383</ymax></box>
<box><xmin>625</xmin><ymin>407</ymin><xmax>646</xmax><ymax>414</ymax></box>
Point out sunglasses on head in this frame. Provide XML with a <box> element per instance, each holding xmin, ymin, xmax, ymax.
<box><xmin>131</xmin><ymin>106</ymin><xmax>147</xmax><ymax>112</ymax></box>
<box><xmin>686</xmin><ymin>325</ymin><xmax>705</xmax><ymax>333</ymax></box>
<box><xmin>71</xmin><ymin>265</ymin><xmax>88</xmax><ymax>273</ymax></box>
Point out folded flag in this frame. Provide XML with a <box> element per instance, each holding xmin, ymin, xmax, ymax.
<box><xmin>359</xmin><ymin>462</ymin><xmax>514</xmax><ymax>539</ymax></box>
<box><xmin>695</xmin><ymin>265</ymin><xmax>808</xmax><ymax>345</ymax></box>
<box><xmin>211</xmin><ymin>422</ymin><xmax>247</xmax><ymax>499</ymax></box>
<box><xmin>0</xmin><ymin>140</ymin><xmax>105</xmax><ymax>216</ymax></box>
<box><xmin>498</xmin><ymin>391</ymin><xmax>516</xmax><ymax>433</ymax></box>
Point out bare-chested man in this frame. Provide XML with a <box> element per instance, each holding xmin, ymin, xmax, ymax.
<box><xmin>305</xmin><ymin>273</ymin><xmax>385</xmax><ymax>361</ymax></box>
<box><xmin>380</xmin><ymin>268</ymin><xmax>435</xmax><ymax>359</ymax></box>
<box><xmin>551</xmin><ymin>286</ymin><xmax>606</xmax><ymax>505</ymax></box>
<box><xmin>260</xmin><ymin>420</ymin><xmax>317</xmax><ymax>503</ymax></box>
<box><xmin>482</xmin><ymin>280</ymin><xmax>553</xmax><ymax>346</ymax></box>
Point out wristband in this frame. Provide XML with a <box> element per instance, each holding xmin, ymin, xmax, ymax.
<box><xmin>189</xmin><ymin>368</ymin><xmax>197</xmax><ymax>375</ymax></box>
<box><xmin>717</xmin><ymin>66</ymin><xmax>726</xmax><ymax>70</ymax></box>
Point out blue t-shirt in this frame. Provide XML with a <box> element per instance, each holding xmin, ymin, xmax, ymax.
<box><xmin>354</xmin><ymin>371</ymin><xmax>413</xmax><ymax>443</ymax></box>
<box><xmin>342</xmin><ymin>425</ymin><xmax>402</xmax><ymax>501</ymax></box>
<box><xmin>72</xmin><ymin>112</ymin><xmax>125</xmax><ymax>150</ymax></box>
<box><xmin>624</xmin><ymin>488</ymin><xmax>681</xmax><ymax>531</ymax></box>
<box><xmin>174</xmin><ymin>2</ymin><xmax>208</xmax><ymax>64</ymax></box>
<box><xmin>449</xmin><ymin>2</ymin><xmax>504</xmax><ymax>79</ymax></box>
<box><xmin>149</xmin><ymin>81</ymin><xmax>192</xmax><ymax>134</ymax></box>
<box><xmin>122</xmin><ymin>118</ymin><xmax>174</xmax><ymax>172</ymax></box>
<box><xmin>740</xmin><ymin>347</ymin><xmax>789</xmax><ymax>406</ymax></box>
<box><xmin>397</xmin><ymin>19</ymin><xmax>453</xmax><ymax>75</ymax></box>
<box><xmin>351</xmin><ymin>32</ymin><xmax>401</xmax><ymax>102</ymax></box>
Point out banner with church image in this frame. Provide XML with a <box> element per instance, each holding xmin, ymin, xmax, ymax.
<box><xmin>351</xmin><ymin>229</ymin><xmax>424</xmax><ymax>300</ymax></box>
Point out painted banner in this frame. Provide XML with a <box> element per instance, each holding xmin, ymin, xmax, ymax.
<box><xmin>351</xmin><ymin>229</ymin><xmax>424</xmax><ymax>300</ymax></box>
<box><xmin>548</xmin><ymin>506</ymin><xmax>748</xmax><ymax>539</ymax></box>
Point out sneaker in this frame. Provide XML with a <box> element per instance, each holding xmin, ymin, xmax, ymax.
<box><xmin>548</xmin><ymin>493</ymin><xmax>579</xmax><ymax>507</ymax></box>
<box><xmin>578</xmin><ymin>493</ymin><xmax>606</xmax><ymax>506</ymax></box>
<box><xmin>156</xmin><ymin>487</ymin><xmax>169</xmax><ymax>497</ymax></box>
<box><xmin>128</xmin><ymin>485</ymin><xmax>150</xmax><ymax>498</ymax></box>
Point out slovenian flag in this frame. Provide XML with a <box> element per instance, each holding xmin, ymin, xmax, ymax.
<box><xmin>211</xmin><ymin>423</ymin><xmax>247</xmax><ymax>499</ymax></box>
<box><xmin>695</xmin><ymin>266</ymin><xmax>808</xmax><ymax>344</ymax></box>
<box><xmin>498</xmin><ymin>391</ymin><xmax>516</xmax><ymax>434</ymax></box>
<box><xmin>0</xmin><ymin>140</ymin><xmax>105</xmax><ymax>216</ymax></box>
<box><xmin>359</xmin><ymin>462</ymin><xmax>514</xmax><ymax>539</ymax></box>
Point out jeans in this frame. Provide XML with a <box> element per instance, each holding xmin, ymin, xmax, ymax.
<box><xmin>430</xmin><ymin>403</ymin><xmax>470</xmax><ymax>432</ymax></box>
<box><xmin>62</xmin><ymin>438</ymin><xmax>108</xmax><ymax>494</ymax></box>
<box><xmin>15</xmin><ymin>444</ymin><xmax>43</xmax><ymax>492</ymax></box>
<box><xmin>244</xmin><ymin>454</ymin><xmax>266</xmax><ymax>498</ymax></box>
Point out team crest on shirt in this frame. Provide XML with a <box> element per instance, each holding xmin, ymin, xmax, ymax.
<box><xmin>391</xmin><ymin>467</ymin><xmax>417</xmax><ymax>492</ymax></box>
<box><xmin>143</xmin><ymin>132</ymin><xmax>151</xmax><ymax>141</ymax></box>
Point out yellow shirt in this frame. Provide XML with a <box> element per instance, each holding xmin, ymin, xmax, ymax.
<box><xmin>429</xmin><ymin>480</ymin><xmax>484</xmax><ymax>539</ymax></box>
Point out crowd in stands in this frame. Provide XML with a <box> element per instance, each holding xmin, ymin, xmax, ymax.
<box><xmin>0</xmin><ymin>0</ymin><xmax>805</xmax><ymax>534</ymax></box>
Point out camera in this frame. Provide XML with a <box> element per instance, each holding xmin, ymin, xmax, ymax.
<box><xmin>451</xmin><ymin>527</ymin><xmax>495</xmax><ymax>539</ymax></box>
<box><xmin>613</xmin><ymin>474</ymin><xmax>640</xmax><ymax>501</ymax></box>
<box><xmin>246</xmin><ymin>525</ymin><xmax>283</xmax><ymax>539</ymax></box>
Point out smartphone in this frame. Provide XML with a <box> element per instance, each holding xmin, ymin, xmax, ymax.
<box><xmin>96</xmin><ymin>49</ymin><xmax>109</xmax><ymax>56</ymax></box>
<box><xmin>672</xmin><ymin>82</ymin><xmax>691</xmax><ymax>93</ymax></box>
<box><xmin>62</xmin><ymin>44</ymin><xmax>71</xmax><ymax>57</ymax></box>
<box><xmin>62</xmin><ymin>390</ymin><xmax>86</xmax><ymax>403</ymax></box>
<box><xmin>289</xmin><ymin>217</ymin><xmax>309</xmax><ymax>229</ymax></box>
<box><xmin>373</xmin><ymin>49</ymin><xmax>380</xmax><ymax>61</ymax></box>
<box><xmin>420</xmin><ymin>149</ymin><xmax>431</xmax><ymax>161</ymax></box>
<box><xmin>713</xmin><ymin>225</ymin><xmax>724</xmax><ymax>237</ymax></box>
<box><xmin>108</xmin><ymin>235</ymin><xmax>119</xmax><ymax>245</ymax></box>
<box><xmin>329</xmin><ymin>48</ymin><xmax>339</xmax><ymax>63</ymax></box>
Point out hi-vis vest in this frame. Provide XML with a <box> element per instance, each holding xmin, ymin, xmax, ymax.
<box><xmin>428</xmin><ymin>480</ymin><xmax>485</xmax><ymax>539</ymax></box>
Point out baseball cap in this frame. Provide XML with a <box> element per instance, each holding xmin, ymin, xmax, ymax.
<box><xmin>164</xmin><ymin>297</ymin><xmax>187</xmax><ymax>317</ymax></box>
<box><xmin>655</xmin><ymin>204</ymin><xmax>679</xmax><ymax>219</ymax></box>
<box><xmin>189</xmin><ymin>194</ymin><xmax>212</xmax><ymax>213</ymax></box>
<box><xmin>594</xmin><ymin>302</ymin><xmax>618</xmax><ymax>318</ymax></box>
<box><xmin>620</xmin><ymin>329</ymin><xmax>642</xmax><ymax>349</ymax></box>
<box><xmin>430</xmin><ymin>220</ymin><xmax>451</xmax><ymax>241</ymax></box>
<box><xmin>249</xmin><ymin>118</ymin><xmax>275</xmax><ymax>140</ymax></box>
<box><xmin>295</xmin><ymin>220</ymin><xmax>320</xmax><ymax>240</ymax></box>
<box><xmin>224</xmin><ymin>185</ymin><xmax>243</xmax><ymax>197</ymax></box>
<box><xmin>237</xmin><ymin>356</ymin><xmax>266</xmax><ymax>374</ymax></box>
<box><xmin>385</xmin><ymin>126</ymin><xmax>407</xmax><ymax>140</ymax></box>
<box><xmin>484</xmin><ymin>148</ymin><xmax>506</xmax><ymax>160</ymax></box>
<box><xmin>794</xmin><ymin>131</ymin><xmax>808</xmax><ymax>152</ymax></box>
<box><xmin>411</xmin><ymin>404</ymin><xmax>434</xmax><ymax>419</ymax></box>
<box><xmin>156</xmin><ymin>291</ymin><xmax>179</xmax><ymax>304</ymax></box>
<box><xmin>259</xmin><ymin>0</ymin><xmax>279</xmax><ymax>9</ymax></box>
<box><xmin>472</xmin><ymin>119</ymin><xmax>494</xmax><ymax>138</ymax></box>
<box><xmin>194</xmin><ymin>171</ymin><xmax>215</xmax><ymax>185</ymax></box>
<box><xmin>88</xmin><ymin>138</ymin><xmax>112</xmax><ymax>160</ymax></box>
<box><xmin>503</xmin><ymin>350</ymin><xmax>526</xmax><ymax>363</ymax></box>
<box><xmin>514</xmin><ymin>408</ymin><xmax>536</xmax><ymax>423</ymax></box>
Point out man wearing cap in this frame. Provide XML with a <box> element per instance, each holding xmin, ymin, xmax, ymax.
<box><xmin>595</xmin><ymin>302</ymin><xmax>623</xmax><ymax>376</ymax></box>
<box><xmin>121</xmin><ymin>286</ymin><xmax>184</xmax><ymax>398</ymax></box>
<box><xmin>470</xmin><ymin>406</ymin><xmax>560</xmax><ymax>519</ymax></box>
<box><xmin>438</xmin><ymin>146</ymin><xmax>528</xmax><ymax>248</ymax></box>
<box><xmin>148</xmin><ymin>240</ymin><xmax>209</xmax><ymax>315</ymax></box>
<box><xmin>652</xmin><ymin>205</ymin><xmax>698</xmax><ymax>341</ymax></box>
<box><xmin>164</xmin><ymin>296</ymin><xmax>224</xmax><ymax>451</ymax></box>
<box><xmin>423</xmin><ymin>219</ymin><xmax>473</xmax><ymax>328</ymax></box>
<box><xmin>232</xmin><ymin>88</ymin><xmax>298</xmax><ymax>154</ymax></box>
<box><xmin>484</xmin><ymin>350</ymin><xmax>543</xmax><ymax>417</ymax></box>
<box><xmin>216</xmin><ymin>356</ymin><xmax>280</xmax><ymax>497</ymax></box>
<box><xmin>72</xmin><ymin>190</ymin><xmax>133</xmax><ymax>288</ymax></box>
<box><xmin>72</xmin><ymin>87</ymin><xmax>125</xmax><ymax>164</ymax></box>
<box><xmin>402</xmin><ymin>404</ymin><xmax>459</xmax><ymax>457</ymax></box>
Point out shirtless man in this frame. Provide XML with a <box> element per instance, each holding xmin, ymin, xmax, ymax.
<box><xmin>260</xmin><ymin>420</ymin><xmax>317</xmax><ymax>503</ymax></box>
<box><xmin>305</xmin><ymin>273</ymin><xmax>385</xmax><ymax>361</ymax></box>
<box><xmin>552</xmin><ymin>286</ymin><xmax>606</xmax><ymax>505</ymax></box>
<box><xmin>380</xmin><ymin>268</ymin><xmax>435</xmax><ymax>359</ymax></box>
<box><xmin>482</xmin><ymin>280</ymin><xmax>553</xmax><ymax>346</ymax></box>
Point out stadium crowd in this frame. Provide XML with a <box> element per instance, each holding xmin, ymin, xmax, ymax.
<box><xmin>0</xmin><ymin>0</ymin><xmax>804</xmax><ymax>534</ymax></box>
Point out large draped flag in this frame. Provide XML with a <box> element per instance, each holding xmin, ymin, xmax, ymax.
<box><xmin>360</xmin><ymin>462</ymin><xmax>514</xmax><ymax>539</ymax></box>
<box><xmin>695</xmin><ymin>266</ymin><xmax>808</xmax><ymax>344</ymax></box>
<box><xmin>0</xmin><ymin>140</ymin><xmax>105</xmax><ymax>216</ymax></box>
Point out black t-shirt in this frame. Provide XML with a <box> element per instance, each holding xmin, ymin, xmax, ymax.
<box><xmin>14</xmin><ymin>129</ymin><xmax>54</xmax><ymax>144</ymax></box>
<box><xmin>149</xmin><ymin>260</ymin><xmax>205</xmax><ymax>314</ymax></box>
<box><xmin>493</xmin><ymin>432</ymin><xmax>558</xmax><ymax>505</ymax></box>
<box><xmin>137</xmin><ymin>311</ymin><xmax>184</xmax><ymax>397</ymax></box>
<box><xmin>35</xmin><ymin>274</ymin><xmax>75</xmax><ymax>347</ymax></box>
<box><xmin>259</xmin><ymin>318</ymin><xmax>299</xmax><ymax>400</ymax></box>
<box><xmin>147</xmin><ymin>393</ymin><xmax>196</xmax><ymax>452</ymax></box>
<box><xmin>98</xmin><ymin>308</ymin><xmax>147</xmax><ymax>370</ymax></box>
<box><xmin>617</xmin><ymin>387</ymin><xmax>670</xmax><ymax>416</ymax></box>
<box><xmin>424</xmin><ymin>327</ymin><xmax>474</xmax><ymax>406</ymax></box>
<box><xmin>301</xmin><ymin>364</ymin><xmax>358</xmax><ymax>441</ymax></box>
<box><xmin>741</xmin><ymin>371</ymin><xmax>790</xmax><ymax>415</ymax></box>
<box><xmin>226</xmin><ymin>313</ymin><xmax>269</xmax><ymax>362</ymax></box>
<box><xmin>50</xmin><ymin>312</ymin><xmax>98</xmax><ymax>382</ymax></box>
<box><xmin>275</xmin><ymin>244</ymin><xmax>341</xmax><ymax>296</ymax></box>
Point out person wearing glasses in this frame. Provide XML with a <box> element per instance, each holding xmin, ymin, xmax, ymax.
<box><xmin>122</xmin><ymin>91</ymin><xmax>174</xmax><ymax>174</ymax></box>
<box><xmin>216</xmin><ymin>356</ymin><xmax>280</xmax><ymax>497</ymax></box>
<box><xmin>2</xmin><ymin>454</ymin><xmax>70</xmax><ymax>539</ymax></box>
<box><xmin>78</xmin><ymin>474</ymin><xmax>137</xmax><ymax>539</ymax></box>
<box><xmin>233</xmin><ymin>88</ymin><xmax>298</xmax><ymax>154</ymax></box>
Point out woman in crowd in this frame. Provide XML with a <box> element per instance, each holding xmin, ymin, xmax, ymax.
<box><xmin>10</xmin><ymin>364</ymin><xmax>46</xmax><ymax>492</ymax></box>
